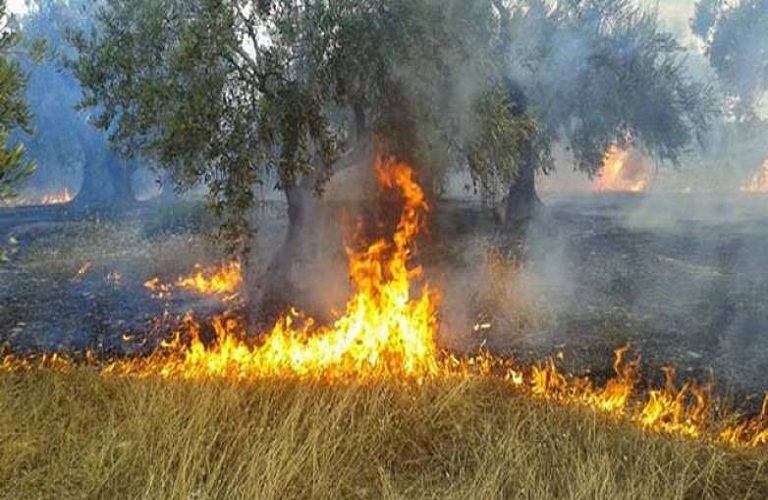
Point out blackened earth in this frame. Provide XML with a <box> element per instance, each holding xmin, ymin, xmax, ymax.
<box><xmin>1</xmin><ymin>194</ymin><xmax>768</xmax><ymax>406</ymax></box>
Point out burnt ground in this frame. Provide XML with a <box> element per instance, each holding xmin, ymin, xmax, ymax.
<box><xmin>2</xmin><ymin>195</ymin><xmax>768</xmax><ymax>403</ymax></box>
<box><xmin>0</xmin><ymin>201</ymin><xmax>229</xmax><ymax>355</ymax></box>
<box><xmin>438</xmin><ymin>194</ymin><xmax>768</xmax><ymax>401</ymax></box>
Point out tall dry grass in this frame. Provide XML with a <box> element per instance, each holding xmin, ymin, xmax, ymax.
<box><xmin>1</xmin><ymin>370</ymin><xmax>766</xmax><ymax>500</ymax></box>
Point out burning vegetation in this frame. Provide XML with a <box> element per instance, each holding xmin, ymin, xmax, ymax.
<box><xmin>592</xmin><ymin>147</ymin><xmax>651</xmax><ymax>193</ymax></box>
<box><xmin>741</xmin><ymin>160</ymin><xmax>768</xmax><ymax>193</ymax></box>
<box><xmin>144</xmin><ymin>261</ymin><xmax>242</xmax><ymax>300</ymax></box>
<box><xmin>0</xmin><ymin>188</ymin><xmax>73</xmax><ymax>207</ymax></box>
<box><xmin>3</xmin><ymin>159</ymin><xmax>767</xmax><ymax>450</ymax></box>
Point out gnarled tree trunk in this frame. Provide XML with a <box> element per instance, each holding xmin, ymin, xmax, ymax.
<box><xmin>73</xmin><ymin>145</ymin><xmax>136</xmax><ymax>208</ymax></box>
<box><xmin>504</xmin><ymin>151</ymin><xmax>542</xmax><ymax>226</ymax></box>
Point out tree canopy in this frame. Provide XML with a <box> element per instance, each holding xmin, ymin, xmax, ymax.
<box><xmin>71</xmin><ymin>0</ymin><xmax>539</xmax><ymax>247</ymax></box>
<box><xmin>693</xmin><ymin>0</ymin><xmax>768</xmax><ymax>120</ymax></box>
<box><xmin>71</xmin><ymin>0</ymin><xmax>715</xmax><ymax>245</ymax></box>
<box><xmin>508</xmin><ymin>0</ymin><xmax>715</xmax><ymax>175</ymax></box>
<box><xmin>0</xmin><ymin>0</ymin><xmax>34</xmax><ymax>201</ymax></box>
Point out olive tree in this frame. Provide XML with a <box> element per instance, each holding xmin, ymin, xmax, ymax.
<box><xmin>71</xmin><ymin>0</ymin><xmax>534</xmax><ymax>313</ymax></box>
<box><xmin>0</xmin><ymin>0</ymin><xmax>35</xmax><ymax>202</ymax></box>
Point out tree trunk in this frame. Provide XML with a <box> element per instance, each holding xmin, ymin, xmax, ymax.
<box><xmin>73</xmin><ymin>142</ymin><xmax>136</xmax><ymax>208</ymax></box>
<box><xmin>109</xmin><ymin>152</ymin><xmax>136</xmax><ymax>207</ymax></box>
<box><xmin>504</xmin><ymin>152</ymin><xmax>542</xmax><ymax>226</ymax></box>
<box><xmin>252</xmin><ymin>183</ymin><xmax>314</xmax><ymax>328</ymax></box>
<box><xmin>156</xmin><ymin>170</ymin><xmax>179</xmax><ymax>202</ymax></box>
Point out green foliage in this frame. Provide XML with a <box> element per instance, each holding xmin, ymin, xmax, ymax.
<box><xmin>71</xmin><ymin>0</ymin><xmax>529</xmax><ymax>249</ymax></box>
<box><xmin>467</xmin><ymin>84</ymin><xmax>541</xmax><ymax>197</ymax></box>
<box><xmin>70</xmin><ymin>0</ymin><xmax>715</xmax><ymax>248</ymax></box>
<box><xmin>510</xmin><ymin>0</ymin><xmax>716</xmax><ymax>174</ymax></box>
<box><xmin>0</xmin><ymin>0</ymin><xmax>34</xmax><ymax>201</ymax></box>
<box><xmin>693</xmin><ymin>0</ymin><xmax>768</xmax><ymax>119</ymax></box>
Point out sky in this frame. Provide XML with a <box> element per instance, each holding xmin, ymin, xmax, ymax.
<box><xmin>8</xmin><ymin>0</ymin><xmax>27</xmax><ymax>15</ymax></box>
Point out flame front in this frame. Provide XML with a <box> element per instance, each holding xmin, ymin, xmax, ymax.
<box><xmin>741</xmin><ymin>160</ymin><xmax>768</xmax><ymax>193</ymax></box>
<box><xmin>4</xmin><ymin>159</ymin><xmax>768</xmax><ymax>448</ymax></box>
<box><xmin>592</xmin><ymin>146</ymin><xmax>649</xmax><ymax>193</ymax></box>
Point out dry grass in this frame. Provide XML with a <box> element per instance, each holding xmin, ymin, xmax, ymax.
<box><xmin>1</xmin><ymin>370</ymin><xmax>766</xmax><ymax>500</ymax></box>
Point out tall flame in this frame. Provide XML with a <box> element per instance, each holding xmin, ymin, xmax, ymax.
<box><xmin>592</xmin><ymin>146</ymin><xmax>649</xmax><ymax>193</ymax></box>
<box><xmin>116</xmin><ymin>158</ymin><xmax>439</xmax><ymax>380</ymax></box>
<box><xmin>740</xmin><ymin>160</ymin><xmax>768</xmax><ymax>193</ymax></box>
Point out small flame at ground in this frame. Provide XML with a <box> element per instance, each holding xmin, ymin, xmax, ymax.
<box><xmin>178</xmin><ymin>261</ymin><xmax>242</xmax><ymax>296</ymax></box>
<box><xmin>2</xmin><ymin>188</ymin><xmax>74</xmax><ymax>207</ymax></box>
<box><xmin>740</xmin><ymin>160</ymin><xmax>768</xmax><ymax>193</ymax></box>
<box><xmin>592</xmin><ymin>146</ymin><xmax>649</xmax><ymax>193</ymax></box>
<box><xmin>144</xmin><ymin>261</ymin><xmax>242</xmax><ymax>299</ymax></box>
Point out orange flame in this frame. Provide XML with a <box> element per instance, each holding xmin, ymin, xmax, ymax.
<box><xmin>2</xmin><ymin>188</ymin><xmax>73</xmax><ymax>207</ymax></box>
<box><xmin>39</xmin><ymin>188</ymin><xmax>74</xmax><ymax>205</ymax></box>
<box><xmin>143</xmin><ymin>261</ymin><xmax>242</xmax><ymax>299</ymax></box>
<box><xmin>592</xmin><ymin>146</ymin><xmax>649</xmax><ymax>193</ymax></box>
<box><xmin>740</xmin><ymin>160</ymin><xmax>768</xmax><ymax>193</ymax></box>
<box><xmin>121</xmin><ymin>158</ymin><xmax>439</xmax><ymax>380</ymax></box>
<box><xmin>177</xmin><ymin>261</ymin><xmax>242</xmax><ymax>296</ymax></box>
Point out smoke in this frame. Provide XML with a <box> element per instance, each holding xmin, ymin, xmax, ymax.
<box><xmin>425</xmin><ymin>1</ymin><xmax>768</xmax><ymax>395</ymax></box>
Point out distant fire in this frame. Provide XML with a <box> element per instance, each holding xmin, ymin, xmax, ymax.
<box><xmin>3</xmin><ymin>188</ymin><xmax>74</xmax><ymax>207</ymax></box>
<box><xmin>592</xmin><ymin>146</ymin><xmax>650</xmax><ymax>193</ymax></box>
<box><xmin>740</xmin><ymin>160</ymin><xmax>768</xmax><ymax>193</ymax></box>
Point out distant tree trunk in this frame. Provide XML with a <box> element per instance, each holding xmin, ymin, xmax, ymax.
<box><xmin>499</xmin><ymin>74</ymin><xmax>542</xmax><ymax>230</ymax></box>
<box><xmin>503</xmin><ymin>150</ymin><xmax>542</xmax><ymax>225</ymax></box>
<box><xmin>110</xmin><ymin>153</ymin><xmax>136</xmax><ymax>207</ymax></box>
<box><xmin>156</xmin><ymin>170</ymin><xmax>179</xmax><ymax>203</ymax></box>
<box><xmin>73</xmin><ymin>147</ymin><xmax>136</xmax><ymax>208</ymax></box>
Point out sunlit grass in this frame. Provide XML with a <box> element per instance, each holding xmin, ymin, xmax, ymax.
<box><xmin>1</xmin><ymin>369</ymin><xmax>766</xmax><ymax>500</ymax></box>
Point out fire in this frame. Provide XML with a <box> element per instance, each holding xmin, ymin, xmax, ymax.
<box><xmin>39</xmin><ymin>188</ymin><xmax>74</xmax><ymax>205</ymax></box>
<box><xmin>740</xmin><ymin>160</ymin><xmax>768</xmax><ymax>193</ymax></box>
<box><xmin>120</xmin><ymin>158</ymin><xmax>439</xmax><ymax>380</ymax></box>
<box><xmin>3</xmin><ymin>159</ymin><xmax>767</xmax><ymax>448</ymax></box>
<box><xmin>143</xmin><ymin>261</ymin><xmax>242</xmax><ymax>299</ymax></box>
<box><xmin>3</xmin><ymin>188</ymin><xmax>74</xmax><ymax>206</ymax></box>
<box><xmin>592</xmin><ymin>146</ymin><xmax>649</xmax><ymax>193</ymax></box>
<box><xmin>178</xmin><ymin>261</ymin><xmax>242</xmax><ymax>296</ymax></box>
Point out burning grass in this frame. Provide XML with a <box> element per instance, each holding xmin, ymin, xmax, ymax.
<box><xmin>1</xmin><ymin>369</ymin><xmax>767</xmax><ymax>500</ymax></box>
<box><xmin>3</xmin><ymin>159</ymin><xmax>768</xmax><ymax>498</ymax></box>
<box><xmin>0</xmin><ymin>188</ymin><xmax>74</xmax><ymax>207</ymax></box>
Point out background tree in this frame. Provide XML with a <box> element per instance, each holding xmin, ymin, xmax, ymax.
<box><xmin>493</xmin><ymin>0</ymin><xmax>715</xmax><ymax>223</ymax></box>
<box><xmin>693</xmin><ymin>0</ymin><xmax>768</xmax><ymax>121</ymax></box>
<box><xmin>0</xmin><ymin>0</ymin><xmax>34</xmax><ymax>202</ymax></box>
<box><xmin>691</xmin><ymin>0</ymin><xmax>768</xmax><ymax>185</ymax></box>
<box><xmin>71</xmin><ymin>0</ymin><xmax>535</xmax><ymax>313</ymax></box>
<box><xmin>17</xmin><ymin>0</ymin><xmax>152</xmax><ymax>207</ymax></box>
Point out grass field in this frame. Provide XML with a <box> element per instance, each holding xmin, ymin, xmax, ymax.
<box><xmin>2</xmin><ymin>369</ymin><xmax>766</xmax><ymax>500</ymax></box>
